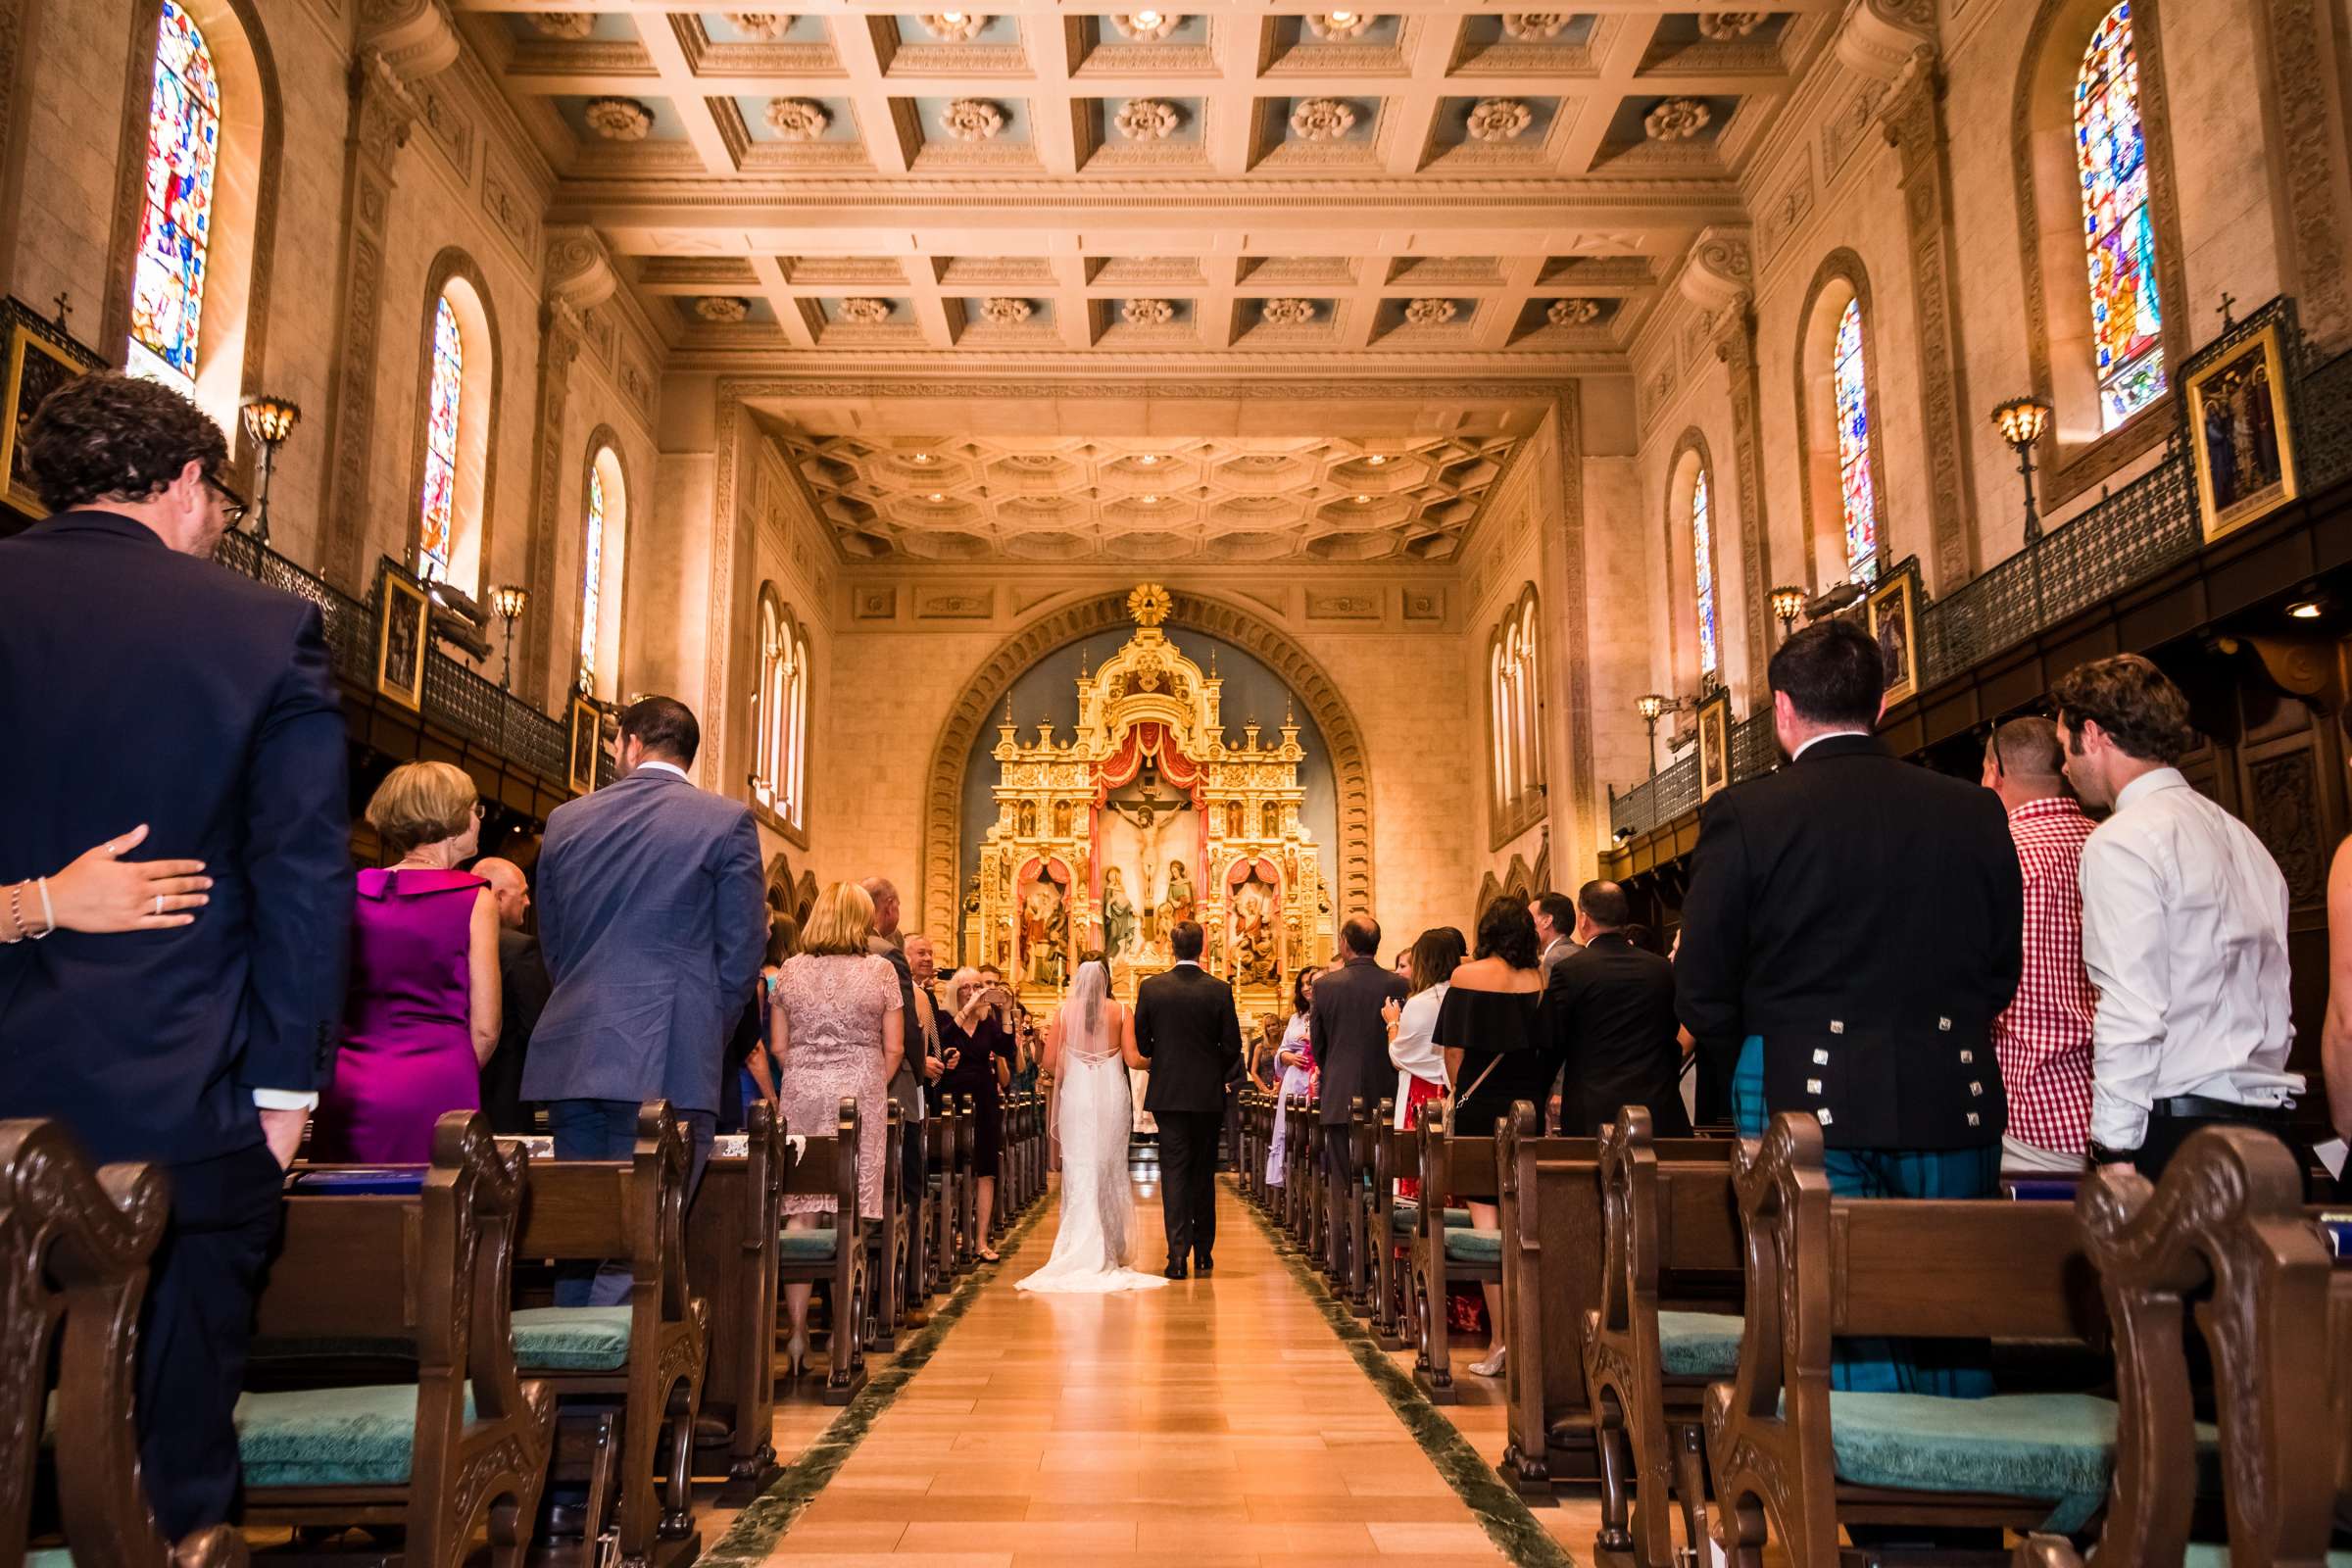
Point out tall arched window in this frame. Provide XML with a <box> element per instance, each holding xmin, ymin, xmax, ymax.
<box><xmin>2075</xmin><ymin>0</ymin><xmax>2166</xmax><ymax>429</ymax></box>
<box><xmin>1488</xmin><ymin>587</ymin><xmax>1544</xmax><ymax>839</ymax></box>
<box><xmin>577</xmin><ymin>443</ymin><xmax>629</xmax><ymax>697</ymax></box>
<box><xmin>418</xmin><ymin>295</ymin><xmax>463</xmax><ymax>581</ymax></box>
<box><xmin>753</xmin><ymin>586</ymin><xmax>810</xmax><ymax>835</ymax></box>
<box><xmin>1692</xmin><ymin>467</ymin><xmax>1719</xmax><ymax>678</ymax></box>
<box><xmin>125</xmin><ymin>1</ymin><xmax>219</xmax><ymax>395</ymax></box>
<box><xmin>1834</xmin><ymin>299</ymin><xmax>1878</xmax><ymax>582</ymax></box>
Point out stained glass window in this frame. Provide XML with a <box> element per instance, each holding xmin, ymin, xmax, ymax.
<box><xmin>126</xmin><ymin>1</ymin><xmax>220</xmax><ymax>393</ymax></box>
<box><xmin>1692</xmin><ymin>467</ymin><xmax>1718</xmax><ymax>676</ymax></box>
<box><xmin>579</xmin><ymin>465</ymin><xmax>607</xmax><ymax>689</ymax></box>
<box><xmin>753</xmin><ymin>589</ymin><xmax>810</xmax><ymax>830</ymax></box>
<box><xmin>1834</xmin><ymin>298</ymin><xmax>1878</xmax><ymax>582</ymax></box>
<box><xmin>2076</xmin><ymin>1</ymin><xmax>2166</xmax><ymax>430</ymax></box>
<box><xmin>418</xmin><ymin>295</ymin><xmax>464</xmax><ymax>581</ymax></box>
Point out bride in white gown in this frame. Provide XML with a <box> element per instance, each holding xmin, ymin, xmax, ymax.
<box><xmin>1016</xmin><ymin>959</ymin><xmax>1170</xmax><ymax>1294</ymax></box>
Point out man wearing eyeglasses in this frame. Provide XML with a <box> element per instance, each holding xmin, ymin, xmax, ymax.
<box><xmin>0</xmin><ymin>371</ymin><xmax>351</xmax><ymax>1541</ymax></box>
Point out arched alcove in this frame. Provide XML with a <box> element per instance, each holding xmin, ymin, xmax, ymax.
<box><xmin>410</xmin><ymin>250</ymin><xmax>500</xmax><ymax>593</ymax></box>
<box><xmin>578</xmin><ymin>430</ymin><xmax>628</xmax><ymax>697</ymax></box>
<box><xmin>1793</xmin><ymin>250</ymin><xmax>1890</xmax><ymax>590</ymax></box>
<box><xmin>918</xmin><ymin>589</ymin><xmax>1374</xmax><ymax>935</ymax></box>
<box><xmin>1664</xmin><ymin>428</ymin><xmax>1719</xmax><ymax>695</ymax></box>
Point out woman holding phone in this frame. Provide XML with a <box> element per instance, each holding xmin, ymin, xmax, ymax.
<box><xmin>938</xmin><ymin>965</ymin><xmax>1018</xmax><ymax>1260</ymax></box>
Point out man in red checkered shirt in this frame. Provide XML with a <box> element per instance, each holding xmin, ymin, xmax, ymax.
<box><xmin>1981</xmin><ymin>718</ymin><xmax>2097</xmax><ymax>1172</ymax></box>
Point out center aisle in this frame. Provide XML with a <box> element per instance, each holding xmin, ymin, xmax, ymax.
<box><xmin>747</xmin><ymin>1172</ymin><xmax>1518</xmax><ymax>1566</ymax></box>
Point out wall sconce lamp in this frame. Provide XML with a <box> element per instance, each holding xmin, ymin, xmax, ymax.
<box><xmin>490</xmin><ymin>584</ymin><xmax>529</xmax><ymax>694</ymax></box>
<box><xmin>1991</xmin><ymin>395</ymin><xmax>2054</xmax><ymax>543</ymax></box>
<box><xmin>238</xmin><ymin>393</ymin><xmax>302</xmax><ymax>549</ymax></box>
<box><xmin>1770</xmin><ymin>583</ymin><xmax>1807</xmax><ymax>640</ymax></box>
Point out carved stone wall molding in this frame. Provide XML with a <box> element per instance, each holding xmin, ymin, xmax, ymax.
<box><xmin>2255</xmin><ymin>0</ymin><xmax>2352</xmax><ymax>351</ymax></box>
<box><xmin>1547</xmin><ymin>394</ymin><xmax>1597</xmax><ymax>870</ymax></box>
<box><xmin>1835</xmin><ymin>0</ymin><xmax>1936</xmax><ymax>83</ymax></box>
<box><xmin>1880</xmin><ymin>53</ymin><xmax>1979</xmax><ymax>587</ymax></box>
<box><xmin>519</xmin><ymin>309</ymin><xmax>582</xmax><ymax>703</ymax></box>
<box><xmin>916</xmin><ymin>589</ymin><xmax>1376</xmax><ymax>934</ymax></box>
<box><xmin>1713</xmin><ymin>303</ymin><xmax>1776</xmax><ymax>704</ymax></box>
<box><xmin>356</xmin><ymin>0</ymin><xmax>459</xmax><ymax>79</ymax></box>
<box><xmin>544</xmin><ymin>224</ymin><xmax>617</xmax><ymax>314</ymax></box>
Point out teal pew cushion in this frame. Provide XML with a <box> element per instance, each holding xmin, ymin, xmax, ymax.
<box><xmin>1826</xmin><ymin>1391</ymin><xmax>2117</xmax><ymax>1506</ymax></box>
<box><xmin>1390</xmin><ymin>1201</ymin><xmax>1474</xmax><ymax>1233</ymax></box>
<box><xmin>1656</xmin><ymin>1311</ymin><xmax>1743</xmax><ymax>1378</ymax></box>
<box><xmin>511</xmin><ymin>1305</ymin><xmax>632</xmax><ymax>1372</ymax></box>
<box><xmin>780</xmin><ymin>1226</ymin><xmax>840</xmax><ymax>1261</ymax></box>
<box><xmin>236</xmin><ymin>1384</ymin><xmax>466</xmax><ymax>1488</ymax></box>
<box><xmin>1443</xmin><ymin>1227</ymin><xmax>1502</xmax><ymax>1264</ymax></box>
<box><xmin>2183</xmin><ymin>1548</ymin><xmax>2352</xmax><ymax>1566</ymax></box>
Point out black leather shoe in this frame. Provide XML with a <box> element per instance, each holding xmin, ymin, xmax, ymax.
<box><xmin>1194</xmin><ymin>1255</ymin><xmax>1214</xmax><ymax>1274</ymax></box>
<box><xmin>1162</xmin><ymin>1261</ymin><xmax>1189</xmax><ymax>1281</ymax></box>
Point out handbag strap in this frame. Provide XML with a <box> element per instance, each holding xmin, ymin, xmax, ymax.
<box><xmin>1442</xmin><ymin>1056</ymin><xmax>1504</xmax><ymax>1137</ymax></box>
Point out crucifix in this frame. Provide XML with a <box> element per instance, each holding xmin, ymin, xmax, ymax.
<box><xmin>50</xmin><ymin>292</ymin><xmax>71</xmax><ymax>332</ymax></box>
<box><xmin>2217</xmin><ymin>291</ymin><xmax>2237</xmax><ymax>333</ymax></box>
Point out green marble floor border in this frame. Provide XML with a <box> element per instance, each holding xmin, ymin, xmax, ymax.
<box><xmin>697</xmin><ymin>1196</ymin><xmax>1053</xmax><ymax>1568</ymax></box>
<box><xmin>1234</xmin><ymin>1180</ymin><xmax>1581</xmax><ymax>1568</ymax></box>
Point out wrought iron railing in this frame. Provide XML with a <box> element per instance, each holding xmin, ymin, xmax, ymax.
<box><xmin>212</xmin><ymin>529</ymin><xmax>604</xmax><ymax>794</ymax></box>
<box><xmin>1610</xmin><ymin>295</ymin><xmax>2352</xmax><ymax>843</ymax></box>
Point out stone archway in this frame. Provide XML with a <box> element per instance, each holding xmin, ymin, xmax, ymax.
<box><xmin>918</xmin><ymin>588</ymin><xmax>1376</xmax><ymax>937</ymax></box>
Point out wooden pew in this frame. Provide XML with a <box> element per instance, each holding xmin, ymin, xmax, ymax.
<box><xmin>1408</xmin><ymin>1101</ymin><xmax>1503</xmax><ymax>1404</ymax></box>
<box><xmin>1581</xmin><ymin>1107</ymin><xmax>1741</xmax><ymax>1562</ymax></box>
<box><xmin>248</xmin><ymin>1112</ymin><xmax>556</xmax><ymax>1567</ymax></box>
<box><xmin>1369</xmin><ymin>1098</ymin><xmax>1416</xmax><ymax>1350</ymax></box>
<box><xmin>687</xmin><ymin>1101</ymin><xmax>785</xmax><ymax>1505</ymax></box>
<box><xmin>1280</xmin><ymin>1093</ymin><xmax>1308</xmax><ymax>1243</ymax></box>
<box><xmin>777</xmin><ymin>1099</ymin><xmax>870</xmax><ymax>1406</ymax></box>
<box><xmin>0</xmin><ymin>1118</ymin><xmax>246</xmax><ymax>1567</ymax></box>
<box><xmin>1706</xmin><ymin>1111</ymin><xmax>2109</xmax><ymax>1565</ymax></box>
<box><xmin>1343</xmin><ymin>1096</ymin><xmax>1375</xmax><ymax>1315</ymax></box>
<box><xmin>510</xmin><ymin>1100</ymin><xmax>707</xmax><ymax>1565</ymax></box>
<box><xmin>2016</xmin><ymin>1127</ymin><xmax>2336</xmax><ymax>1567</ymax></box>
<box><xmin>865</xmin><ymin>1102</ymin><xmax>906</xmax><ymax>1353</ymax></box>
<box><xmin>926</xmin><ymin>1099</ymin><xmax>960</xmax><ymax>1293</ymax></box>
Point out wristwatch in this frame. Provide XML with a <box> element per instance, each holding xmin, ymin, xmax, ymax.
<box><xmin>2085</xmin><ymin>1140</ymin><xmax>2137</xmax><ymax>1167</ymax></box>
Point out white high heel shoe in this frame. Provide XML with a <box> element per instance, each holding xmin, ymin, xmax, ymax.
<box><xmin>1468</xmin><ymin>1345</ymin><xmax>1507</xmax><ymax>1378</ymax></box>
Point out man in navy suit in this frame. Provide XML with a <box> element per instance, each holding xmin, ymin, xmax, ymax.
<box><xmin>0</xmin><ymin>372</ymin><xmax>352</xmax><ymax>1537</ymax></box>
<box><xmin>524</xmin><ymin>695</ymin><xmax>765</xmax><ymax>1301</ymax></box>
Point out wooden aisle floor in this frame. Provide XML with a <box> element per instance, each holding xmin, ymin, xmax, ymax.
<box><xmin>724</xmin><ymin>1172</ymin><xmax>1557</xmax><ymax>1567</ymax></box>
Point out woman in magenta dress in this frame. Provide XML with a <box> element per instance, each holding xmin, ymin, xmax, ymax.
<box><xmin>314</xmin><ymin>761</ymin><xmax>501</xmax><ymax>1163</ymax></box>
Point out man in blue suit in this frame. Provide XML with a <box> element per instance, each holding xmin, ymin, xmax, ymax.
<box><xmin>525</xmin><ymin>695</ymin><xmax>765</xmax><ymax>1301</ymax></box>
<box><xmin>0</xmin><ymin>372</ymin><xmax>351</xmax><ymax>1537</ymax></box>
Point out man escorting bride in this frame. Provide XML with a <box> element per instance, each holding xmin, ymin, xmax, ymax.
<box><xmin>1017</xmin><ymin>922</ymin><xmax>1242</xmax><ymax>1292</ymax></box>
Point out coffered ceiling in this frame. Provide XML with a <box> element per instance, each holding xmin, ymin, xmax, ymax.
<box><xmin>452</xmin><ymin>4</ymin><xmax>1832</xmax><ymax>368</ymax></box>
<box><xmin>763</xmin><ymin>429</ymin><xmax>1522</xmax><ymax>563</ymax></box>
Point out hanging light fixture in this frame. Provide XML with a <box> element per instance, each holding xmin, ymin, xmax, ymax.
<box><xmin>238</xmin><ymin>393</ymin><xmax>302</xmax><ymax>549</ymax></box>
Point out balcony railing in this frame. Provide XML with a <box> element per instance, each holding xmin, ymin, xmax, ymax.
<box><xmin>212</xmin><ymin>529</ymin><xmax>611</xmax><ymax>793</ymax></box>
<box><xmin>1610</xmin><ymin>294</ymin><xmax>2352</xmax><ymax>842</ymax></box>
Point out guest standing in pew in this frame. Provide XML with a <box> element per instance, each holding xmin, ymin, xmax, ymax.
<box><xmin>1383</xmin><ymin>925</ymin><xmax>1463</xmax><ymax>1199</ymax></box>
<box><xmin>769</xmin><ymin>881</ymin><xmax>905</xmax><ymax>1375</ymax></box>
<box><xmin>1979</xmin><ymin>718</ymin><xmax>2097</xmax><ymax>1175</ymax></box>
<box><xmin>315</xmin><ymin>763</ymin><xmax>499</xmax><ymax>1161</ymax></box>
<box><xmin>863</xmin><ymin>878</ymin><xmax>942</xmax><ymax>1221</ymax></box>
<box><xmin>474</xmin><ymin>857</ymin><xmax>550</xmax><ymax>1134</ymax></box>
<box><xmin>939</xmin><ymin>966</ymin><xmax>1017</xmax><ymax>1259</ymax></box>
<box><xmin>1264</xmin><ymin>966</ymin><xmax>1319</xmax><ymax>1189</ymax></box>
<box><xmin>526</xmin><ymin>695</ymin><xmax>766</xmax><ymax>1303</ymax></box>
<box><xmin>1676</xmin><ymin>616</ymin><xmax>2022</xmax><ymax>1395</ymax></box>
<box><xmin>1434</xmin><ymin>898</ymin><xmax>1548</xmax><ymax>1379</ymax></box>
<box><xmin>0</xmin><ymin>372</ymin><xmax>351</xmax><ymax>1539</ymax></box>
<box><xmin>1530</xmin><ymin>891</ymin><xmax>1580</xmax><ymax>980</ymax></box>
<box><xmin>1310</xmin><ymin>916</ymin><xmax>1410</xmax><ymax>1285</ymax></box>
<box><xmin>2052</xmin><ymin>656</ymin><xmax>2308</xmax><ymax>1180</ymax></box>
<box><xmin>1544</xmin><ymin>880</ymin><xmax>1690</xmax><ymax>1139</ymax></box>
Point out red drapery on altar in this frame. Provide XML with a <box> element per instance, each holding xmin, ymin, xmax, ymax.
<box><xmin>1088</xmin><ymin>721</ymin><xmax>1210</xmax><ymax>915</ymax></box>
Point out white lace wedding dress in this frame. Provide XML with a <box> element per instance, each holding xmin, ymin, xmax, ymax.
<box><xmin>1017</xmin><ymin>962</ymin><xmax>1170</xmax><ymax>1295</ymax></box>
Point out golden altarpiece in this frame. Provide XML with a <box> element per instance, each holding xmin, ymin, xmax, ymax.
<box><xmin>962</xmin><ymin>584</ymin><xmax>1333</xmax><ymax>1016</ymax></box>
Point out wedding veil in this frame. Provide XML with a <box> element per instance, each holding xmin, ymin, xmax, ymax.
<box><xmin>1062</xmin><ymin>959</ymin><xmax>1119</xmax><ymax>1062</ymax></box>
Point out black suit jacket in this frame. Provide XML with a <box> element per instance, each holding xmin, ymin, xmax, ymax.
<box><xmin>1674</xmin><ymin>733</ymin><xmax>2023</xmax><ymax>1150</ymax></box>
<box><xmin>1133</xmin><ymin>963</ymin><xmax>1243</xmax><ymax>1115</ymax></box>
<box><xmin>0</xmin><ymin>512</ymin><xmax>351</xmax><ymax>1165</ymax></box>
<box><xmin>1546</xmin><ymin>932</ymin><xmax>1690</xmax><ymax>1138</ymax></box>
<box><xmin>481</xmin><ymin>926</ymin><xmax>552</xmax><ymax>1133</ymax></box>
<box><xmin>1309</xmin><ymin>956</ymin><xmax>1411</xmax><ymax>1127</ymax></box>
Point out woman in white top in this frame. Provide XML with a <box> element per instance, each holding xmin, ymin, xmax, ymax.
<box><xmin>1263</xmin><ymin>966</ymin><xmax>1321</xmax><ymax>1187</ymax></box>
<box><xmin>1383</xmin><ymin>927</ymin><xmax>1466</xmax><ymax>1158</ymax></box>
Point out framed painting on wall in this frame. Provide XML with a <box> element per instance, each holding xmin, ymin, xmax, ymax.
<box><xmin>1</xmin><ymin>325</ymin><xmax>86</xmax><ymax>514</ymax></box>
<box><xmin>1695</xmin><ymin>686</ymin><xmax>1733</xmax><ymax>803</ymax></box>
<box><xmin>375</xmin><ymin>571</ymin><xmax>429</xmax><ymax>712</ymax></box>
<box><xmin>568</xmin><ymin>694</ymin><xmax>603</xmax><ymax>796</ymax></box>
<box><xmin>2185</xmin><ymin>321</ymin><xmax>2297</xmax><ymax>544</ymax></box>
<box><xmin>1867</xmin><ymin>566</ymin><xmax>1920</xmax><ymax>707</ymax></box>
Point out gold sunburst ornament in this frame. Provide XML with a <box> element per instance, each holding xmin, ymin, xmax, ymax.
<box><xmin>1127</xmin><ymin>582</ymin><xmax>1172</xmax><ymax>627</ymax></box>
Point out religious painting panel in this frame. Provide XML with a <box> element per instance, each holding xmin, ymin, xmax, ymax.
<box><xmin>1867</xmin><ymin>564</ymin><xmax>1921</xmax><ymax>707</ymax></box>
<box><xmin>1016</xmin><ymin>857</ymin><xmax>1072</xmax><ymax>988</ymax></box>
<box><xmin>1695</xmin><ymin>686</ymin><xmax>1733</xmax><ymax>803</ymax></box>
<box><xmin>2185</xmin><ymin>322</ymin><xmax>2297</xmax><ymax>543</ymax></box>
<box><xmin>2</xmin><ymin>326</ymin><xmax>86</xmax><ymax>514</ymax></box>
<box><xmin>1226</xmin><ymin>858</ymin><xmax>1283</xmax><ymax>989</ymax></box>
<box><xmin>567</xmin><ymin>693</ymin><xmax>602</xmax><ymax>795</ymax></box>
<box><xmin>376</xmin><ymin>569</ymin><xmax>429</xmax><ymax>712</ymax></box>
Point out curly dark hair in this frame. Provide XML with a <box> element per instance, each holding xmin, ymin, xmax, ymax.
<box><xmin>2050</xmin><ymin>655</ymin><xmax>2197</xmax><ymax>765</ymax></box>
<box><xmin>22</xmin><ymin>371</ymin><xmax>227</xmax><ymax>514</ymax></box>
<box><xmin>1473</xmin><ymin>896</ymin><xmax>1541</xmax><ymax>970</ymax></box>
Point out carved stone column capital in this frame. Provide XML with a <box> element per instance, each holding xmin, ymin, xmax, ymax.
<box><xmin>1878</xmin><ymin>46</ymin><xmax>1942</xmax><ymax>162</ymax></box>
<box><xmin>1836</xmin><ymin>0</ymin><xmax>1936</xmax><ymax>84</ymax></box>
<box><xmin>1680</xmin><ymin>227</ymin><xmax>1753</xmax><ymax>317</ymax></box>
<box><xmin>544</xmin><ymin>225</ymin><xmax>618</xmax><ymax>316</ymax></box>
<box><xmin>1706</xmin><ymin>292</ymin><xmax>1756</xmax><ymax>363</ymax></box>
<box><xmin>351</xmin><ymin>49</ymin><xmax>424</xmax><ymax>171</ymax></box>
<box><xmin>358</xmin><ymin>0</ymin><xmax>460</xmax><ymax>80</ymax></box>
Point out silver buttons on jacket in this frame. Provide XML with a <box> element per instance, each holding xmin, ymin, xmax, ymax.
<box><xmin>1829</xmin><ymin>1020</ymin><xmax>1844</xmax><ymax>1035</ymax></box>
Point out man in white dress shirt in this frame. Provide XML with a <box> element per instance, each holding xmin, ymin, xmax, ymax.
<box><xmin>2051</xmin><ymin>655</ymin><xmax>2306</xmax><ymax>1178</ymax></box>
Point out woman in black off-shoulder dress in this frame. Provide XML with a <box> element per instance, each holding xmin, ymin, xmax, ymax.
<box><xmin>1434</xmin><ymin>896</ymin><xmax>1551</xmax><ymax>1380</ymax></box>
